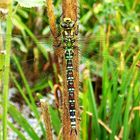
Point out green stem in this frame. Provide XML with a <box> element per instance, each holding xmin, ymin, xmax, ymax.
<box><xmin>2</xmin><ymin>3</ymin><xmax>13</xmax><ymax>140</ymax></box>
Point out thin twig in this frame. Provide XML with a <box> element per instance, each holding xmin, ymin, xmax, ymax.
<box><xmin>118</xmin><ymin>127</ymin><xmax>123</xmax><ymax>140</ymax></box>
<box><xmin>117</xmin><ymin>106</ymin><xmax>140</xmax><ymax>139</ymax></box>
<box><xmin>98</xmin><ymin>119</ymin><xmax>120</xmax><ymax>140</ymax></box>
<box><xmin>85</xmin><ymin>111</ymin><xmax>120</xmax><ymax>140</ymax></box>
<box><xmin>129</xmin><ymin>106</ymin><xmax>140</xmax><ymax>124</ymax></box>
<box><xmin>132</xmin><ymin>106</ymin><xmax>140</xmax><ymax>111</ymax></box>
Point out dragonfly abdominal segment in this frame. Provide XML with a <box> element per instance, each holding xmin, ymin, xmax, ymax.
<box><xmin>61</xmin><ymin>18</ymin><xmax>77</xmax><ymax>133</ymax></box>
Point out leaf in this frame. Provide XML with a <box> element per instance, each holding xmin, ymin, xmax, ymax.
<box><xmin>49</xmin><ymin>106</ymin><xmax>61</xmax><ymax>135</ymax></box>
<box><xmin>12</xmin><ymin>15</ymin><xmax>25</xmax><ymax>31</ymax></box>
<box><xmin>13</xmin><ymin>37</ymin><xmax>28</xmax><ymax>53</ymax></box>
<box><xmin>15</xmin><ymin>0</ymin><xmax>45</xmax><ymax>8</ymax></box>
<box><xmin>86</xmin><ymin>77</ymin><xmax>101</xmax><ymax>139</ymax></box>
<box><xmin>110</xmin><ymin>95</ymin><xmax>124</xmax><ymax>140</ymax></box>
<box><xmin>0</xmin><ymin>53</ymin><xmax>5</xmax><ymax>79</ymax></box>
<box><xmin>8</xmin><ymin>104</ymin><xmax>40</xmax><ymax>140</ymax></box>
<box><xmin>8</xmin><ymin>122</ymin><xmax>27</xmax><ymax>140</ymax></box>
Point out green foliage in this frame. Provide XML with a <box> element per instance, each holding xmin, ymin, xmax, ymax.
<box><xmin>2</xmin><ymin>3</ymin><xmax>13</xmax><ymax>140</ymax></box>
<box><xmin>8</xmin><ymin>104</ymin><xmax>40</xmax><ymax>140</ymax></box>
<box><xmin>1</xmin><ymin>0</ymin><xmax>140</xmax><ymax>140</ymax></box>
<box><xmin>15</xmin><ymin>0</ymin><xmax>45</xmax><ymax>8</ymax></box>
<box><xmin>8</xmin><ymin>122</ymin><xmax>26</xmax><ymax>140</ymax></box>
<box><xmin>49</xmin><ymin>106</ymin><xmax>61</xmax><ymax>135</ymax></box>
<box><xmin>82</xmin><ymin>74</ymin><xmax>100</xmax><ymax>139</ymax></box>
<box><xmin>0</xmin><ymin>53</ymin><xmax>5</xmax><ymax>80</ymax></box>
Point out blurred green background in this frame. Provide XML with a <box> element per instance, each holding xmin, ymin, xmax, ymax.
<box><xmin>1</xmin><ymin>0</ymin><xmax>140</xmax><ymax>139</ymax></box>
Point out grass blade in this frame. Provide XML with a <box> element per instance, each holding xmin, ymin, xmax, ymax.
<box><xmin>12</xmin><ymin>55</ymin><xmax>46</xmax><ymax>137</ymax></box>
<box><xmin>2</xmin><ymin>3</ymin><xmax>12</xmax><ymax>140</ymax></box>
<box><xmin>8</xmin><ymin>122</ymin><xmax>26</xmax><ymax>140</ymax></box>
<box><xmin>83</xmin><ymin>70</ymin><xmax>100</xmax><ymax>139</ymax></box>
<box><xmin>8</xmin><ymin>104</ymin><xmax>40</xmax><ymax>140</ymax></box>
<box><xmin>110</xmin><ymin>95</ymin><xmax>124</xmax><ymax>140</ymax></box>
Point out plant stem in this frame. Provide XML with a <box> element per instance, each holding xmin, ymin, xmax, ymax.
<box><xmin>2</xmin><ymin>2</ymin><xmax>12</xmax><ymax>140</ymax></box>
<box><xmin>41</xmin><ymin>100</ymin><xmax>53</xmax><ymax>140</ymax></box>
<box><xmin>61</xmin><ymin>0</ymin><xmax>79</xmax><ymax>139</ymax></box>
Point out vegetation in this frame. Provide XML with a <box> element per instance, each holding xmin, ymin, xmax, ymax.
<box><xmin>0</xmin><ymin>0</ymin><xmax>140</xmax><ymax>140</ymax></box>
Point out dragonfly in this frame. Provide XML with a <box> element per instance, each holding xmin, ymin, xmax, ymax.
<box><xmin>0</xmin><ymin>32</ymin><xmax>139</xmax><ymax>83</ymax></box>
<box><xmin>0</xmin><ymin>32</ymin><xmax>103</xmax><ymax>89</ymax></box>
<box><xmin>0</xmin><ymin>32</ymin><xmax>107</xmax><ymax>117</ymax></box>
<box><xmin>0</xmin><ymin>33</ymin><xmax>139</xmax><ymax>73</ymax></box>
<box><xmin>0</xmin><ymin>32</ymin><xmax>103</xmax><ymax>64</ymax></box>
<box><xmin>0</xmin><ymin>32</ymin><xmax>139</xmax><ymax>119</ymax></box>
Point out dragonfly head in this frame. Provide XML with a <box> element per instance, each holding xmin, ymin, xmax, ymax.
<box><xmin>61</xmin><ymin>18</ymin><xmax>75</xmax><ymax>29</ymax></box>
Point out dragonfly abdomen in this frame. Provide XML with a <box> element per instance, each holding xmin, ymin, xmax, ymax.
<box><xmin>61</xmin><ymin>17</ymin><xmax>77</xmax><ymax>134</ymax></box>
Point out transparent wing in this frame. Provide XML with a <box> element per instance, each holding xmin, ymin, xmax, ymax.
<box><xmin>0</xmin><ymin>32</ymin><xmax>139</xmax><ymax>73</ymax></box>
<box><xmin>1</xmin><ymin>32</ymin><xmax>140</xmax><ymax>96</ymax></box>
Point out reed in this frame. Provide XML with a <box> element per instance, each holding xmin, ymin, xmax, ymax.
<box><xmin>41</xmin><ymin>100</ymin><xmax>53</xmax><ymax>140</ymax></box>
<box><xmin>46</xmin><ymin>0</ymin><xmax>61</xmax><ymax>81</ymax></box>
<box><xmin>61</xmin><ymin>0</ymin><xmax>79</xmax><ymax>140</ymax></box>
<box><xmin>1</xmin><ymin>1</ymin><xmax>140</xmax><ymax>140</ymax></box>
<box><xmin>46</xmin><ymin>0</ymin><xmax>79</xmax><ymax>139</ymax></box>
<box><xmin>2</xmin><ymin>2</ymin><xmax>12</xmax><ymax>140</ymax></box>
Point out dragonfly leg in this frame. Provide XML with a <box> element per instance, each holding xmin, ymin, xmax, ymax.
<box><xmin>70</xmin><ymin>128</ymin><xmax>77</xmax><ymax>135</ymax></box>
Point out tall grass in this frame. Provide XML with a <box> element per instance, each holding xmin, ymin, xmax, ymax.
<box><xmin>2</xmin><ymin>3</ymin><xmax>12</xmax><ymax>140</ymax></box>
<box><xmin>1</xmin><ymin>0</ymin><xmax>140</xmax><ymax>140</ymax></box>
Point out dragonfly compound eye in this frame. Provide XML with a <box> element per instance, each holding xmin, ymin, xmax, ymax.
<box><xmin>69</xmin><ymin>22</ymin><xmax>75</xmax><ymax>28</ymax></box>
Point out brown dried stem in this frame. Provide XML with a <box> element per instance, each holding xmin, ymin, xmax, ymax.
<box><xmin>61</xmin><ymin>0</ymin><xmax>79</xmax><ymax>140</ymax></box>
<box><xmin>0</xmin><ymin>0</ymin><xmax>11</xmax><ymax>8</ymax></box>
<box><xmin>46</xmin><ymin>0</ymin><xmax>60</xmax><ymax>46</ymax></box>
<box><xmin>46</xmin><ymin>0</ymin><xmax>79</xmax><ymax>139</ymax></box>
<box><xmin>62</xmin><ymin>0</ymin><xmax>78</xmax><ymax>21</ymax></box>
<box><xmin>46</xmin><ymin>0</ymin><xmax>61</xmax><ymax>80</ymax></box>
<box><xmin>98</xmin><ymin>119</ymin><xmax>120</xmax><ymax>140</ymax></box>
<box><xmin>41</xmin><ymin>100</ymin><xmax>53</xmax><ymax>140</ymax></box>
